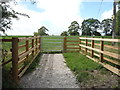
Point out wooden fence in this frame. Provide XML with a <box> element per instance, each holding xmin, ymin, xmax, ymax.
<box><xmin>1</xmin><ymin>36</ymin><xmax>120</xmax><ymax>83</ymax></box>
<box><xmin>1</xmin><ymin>36</ymin><xmax>41</xmax><ymax>83</ymax></box>
<box><xmin>63</xmin><ymin>37</ymin><xmax>80</xmax><ymax>52</ymax></box>
<box><xmin>64</xmin><ymin>37</ymin><xmax>120</xmax><ymax>76</ymax></box>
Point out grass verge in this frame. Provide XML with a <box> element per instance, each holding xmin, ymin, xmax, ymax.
<box><xmin>63</xmin><ymin>52</ymin><xmax>119</xmax><ymax>88</ymax></box>
<box><xmin>25</xmin><ymin>53</ymin><xmax>42</xmax><ymax>74</ymax></box>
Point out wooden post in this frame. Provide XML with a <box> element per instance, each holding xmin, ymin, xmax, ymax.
<box><xmin>32</xmin><ymin>36</ymin><xmax>34</xmax><ymax>56</ymax></box>
<box><xmin>26</xmin><ymin>38</ymin><xmax>29</xmax><ymax>60</ymax></box>
<box><xmin>36</xmin><ymin>37</ymin><xmax>38</xmax><ymax>53</ymax></box>
<box><xmin>100</xmin><ymin>40</ymin><xmax>104</xmax><ymax>62</ymax></box>
<box><xmin>12</xmin><ymin>37</ymin><xmax>19</xmax><ymax>83</ymax></box>
<box><xmin>79</xmin><ymin>37</ymin><xmax>81</xmax><ymax>51</ymax></box>
<box><xmin>85</xmin><ymin>39</ymin><xmax>88</xmax><ymax>55</ymax></box>
<box><xmin>91</xmin><ymin>39</ymin><xmax>94</xmax><ymax>58</ymax></box>
<box><xmin>63</xmin><ymin>37</ymin><xmax>67</xmax><ymax>53</ymax></box>
<box><xmin>39</xmin><ymin>37</ymin><xmax>41</xmax><ymax>51</ymax></box>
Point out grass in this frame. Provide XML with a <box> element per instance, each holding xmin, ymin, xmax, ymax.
<box><xmin>25</xmin><ymin>53</ymin><xmax>42</xmax><ymax>74</ymax></box>
<box><xmin>41</xmin><ymin>36</ymin><xmax>63</xmax><ymax>52</ymax></box>
<box><xmin>63</xmin><ymin>52</ymin><xmax>107</xmax><ymax>82</ymax></box>
<box><xmin>63</xmin><ymin>52</ymin><xmax>103</xmax><ymax>72</ymax></box>
<box><xmin>63</xmin><ymin>52</ymin><xmax>119</xmax><ymax>88</ymax></box>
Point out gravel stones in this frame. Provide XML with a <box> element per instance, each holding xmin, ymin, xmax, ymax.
<box><xmin>19</xmin><ymin>54</ymin><xmax>80</xmax><ymax>88</ymax></box>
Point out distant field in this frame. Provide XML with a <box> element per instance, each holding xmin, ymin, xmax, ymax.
<box><xmin>41</xmin><ymin>36</ymin><xmax>64</xmax><ymax>52</ymax></box>
<box><xmin>1</xmin><ymin>35</ymin><xmax>119</xmax><ymax>65</ymax></box>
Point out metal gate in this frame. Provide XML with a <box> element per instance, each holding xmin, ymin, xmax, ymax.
<box><xmin>41</xmin><ymin>36</ymin><xmax>64</xmax><ymax>53</ymax></box>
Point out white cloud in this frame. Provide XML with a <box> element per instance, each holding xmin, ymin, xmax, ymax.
<box><xmin>101</xmin><ymin>8</ymin><xmax>113</xmax><ymax>20</ymax></box>
<box><xmin>7</xmin><ymin>0</ymin><xmax>83</xmax><ymax>35</ymax></box>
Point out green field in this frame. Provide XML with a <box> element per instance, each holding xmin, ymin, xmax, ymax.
<box><xmin>1</xmin><ymin>35</ymin><xmax>119</xmax><ymax>88</ymax></box>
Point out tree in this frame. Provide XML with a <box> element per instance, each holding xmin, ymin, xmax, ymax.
<box><xmin>101</xmin><ymin>19</ymin><xmax>113</xmax><ymax>36</ymax></box>
<box><xmin>0</xmin><ymin>0</ymin><xmax>35</xmax><ymax>35</ymax></box>
<box><xmin>81</xmin><ymin>18</ymin><xmax>100</xmax><ymax>36</ymax></box>
<box><xmin>60</xmin><ymin>31</ymin><xmax>68</xmax><ymax>36</ymax></box>
<box><xmin>38</xmin><ymin>26</ymin><xmax>49</xmax><ymax>36</ymax></box>
<box><xmin>93</xmin><ymin>31</ymin><xmax>101</xmax><ymax>36</ymax></box>
<box><xmin>68</xmin><ymin>21</ymin><xmax>80</xmax><ymax>36</ymax></box>
<box><xmin>34</xmin><ymin>32</ymin><xmax>39</xmax><ymax>36</ymax></box>
<box><xmin>117</xmin><ymin>1</ymin><xmax>120</xmax><ymax>10</ymax></box>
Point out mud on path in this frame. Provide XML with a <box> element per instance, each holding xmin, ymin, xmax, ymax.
<box><xmin>19</xmin><ymin>54</ymin><xmax>80</xmax><ymax>88</ymax></box>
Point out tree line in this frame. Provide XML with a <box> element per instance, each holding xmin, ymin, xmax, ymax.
<box><xmin>61</xmin><ymin>15</ymin><xmax>120</xmax><ymax>36</ymax></box>
<box><xmin>0</xmin><ymin>0</ymin><xmax>120</xmax><ymax>36</ymax></box>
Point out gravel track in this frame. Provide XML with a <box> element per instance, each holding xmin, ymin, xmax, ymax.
<box><xmin>19</xmin><ymin>54</ymin><xmax>80</xmax><ymax>88</ymax></box>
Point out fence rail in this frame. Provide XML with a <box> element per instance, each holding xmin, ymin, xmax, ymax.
<box><xmin>64</xmin><ymin>37</ymin><xmax>120</xmax><ymax>76</ymax></box>
<box><xmin>1</xmin><ymin>36</ymin><xmax>41</xmax><ymax>83</ymax></box>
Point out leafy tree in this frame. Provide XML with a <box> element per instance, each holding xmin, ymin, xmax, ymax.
<box><xmin>93</xmin><ymin>31</ymin><xmax>101</xmax><ymax>36</ymax></box>
<box><xmin>101</xmin><ymin>19</ymin><xmax>113</xmax><ymax>36</ymax></box>
<box><xmin>60</xmin><ymin>31</ymin><xmax>68</xmax><ymax>36</ymax></box>
<box><xmin>38</xmin><ymin>26</ymin><xmax>49</xmax><ymax>36</ymax></box>
<box><xmin>117</xmin><ymin>1</ymin><xmax>120</xmax><ymax>10</ymax></box>
<box><xmin>34</xmin><ymin>32</ymin><xmax>39</xmax><ymax>36</ymax></box>
<box><xmin>81</xmin><ymin>18</ymin><xmax>100</xmax><ymax>36</ymax></box>
<box><xmin>0</xmin><ymin>0</ymin><xmax>35</xmax><ymax>35</ymax></box>
<box><xmin>68</xmin><ymin>21</ymin><xmax>80</xmax><ymax>36</ymax></box>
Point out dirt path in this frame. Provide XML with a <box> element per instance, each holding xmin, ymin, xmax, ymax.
<box><xmin>19</xmin><ymin>54</ymin><xmax>80</xmax><ymax>88</ymax></box>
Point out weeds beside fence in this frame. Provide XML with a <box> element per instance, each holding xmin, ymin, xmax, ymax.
<box><xmin>64</xmin><ymin>37</ymin><xmax>120</xmax><ymax>76</ymax></box>
<box><xmin>1</xmin><ymin>36</ymin><xmax>41</xmax><ymax>83</ymax></box>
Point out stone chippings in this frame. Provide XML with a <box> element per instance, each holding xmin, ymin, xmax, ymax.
<box><xmin>19</xmin><ymin>54</ymin><xmax>80</xmax><ymax>88</ymax></box>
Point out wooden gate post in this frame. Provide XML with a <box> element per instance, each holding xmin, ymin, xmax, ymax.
<box><xmin>63</xmin><ymin>37</ymin><xmax>67</xmax><ymax>53</ymax></box>
<box><xmin>85</xmin><ymin>39</ymin><xmax>88</xmax><ymax>55</ymax></box>
<box><xmin>36</xmin><ymin>37</ymin><xmax>37</xmax><ymax>53</ymax></box>
<box><xmin>91</xmin><ymin>39</ymin><xmax>94</xmax><ymax>58</ymax></box>
<box><xmin>26</xmin><ymin>37</ymin><xmax>29</xmax><ymax>60</ymax></box>
<box><xmin>79</xmin><ymin>37</ymin><xmax>81</xmax><ymax>51</ymax></box>
<box><xmin>39</xmin><ymin>37</ymin><xmax>41</xmax><ymax>52</ymax></box>
<box><xmin>32</xmin><ymin>36</ymin><xmax>34</xmax><ymax>56</ymax></box>
<box><xmin>12</xmin><ymin>37</ymin><xmax>19</xmax><ymax>83</ymax></box>
<box><xmin>100</xmin><ymin>40</ymin><xmax>104</xmax><ymax>62</ymax></box>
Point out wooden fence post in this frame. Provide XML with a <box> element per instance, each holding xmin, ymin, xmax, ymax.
<box><xmin>39</xmin><ymin>37</ymin><xmax>41</xmax><ymax>51</ymax></box>
<box><xmin>12</xmin><ymin>37</ymin><xmax>19</xmax><ymax>83</ymax></box>
<box><xmin>26</xmin><ymin>38</ymin><xmax>29</xmax><ymax>60</ymax></box>
<box><xmin>85</xmin><ymin>39</ymin><xmax>88</xmax><ymax>55</ymax></box>
<box><xmin>36</xmin><ymin>37</ymin><xmax>37</xmax><ymax>53</ymax></box>
<box><xmin>91</xmin><ymin>39</ymin><xmax>94</xmax><ymax>58</ymax></box>
<box><xmin>63</xmin><ymin>37</ymin><xmax>67</xmax><ymax>53</ymax></box>
<box><xmin>100</xmin><ymin>40</ymin><xmax>104</xmax><ymax>62</ymax></box>
<box><xmin>79</xmin><ymin>37</ymin><xmax>81</xmax><ymax>51</ymax></box>
<box><xmin>32</xmin><ymin>36</ymin><xmax>34</xmax><ymax>56</ymax></box>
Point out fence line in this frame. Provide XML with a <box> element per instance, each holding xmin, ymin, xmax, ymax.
<box><xmin>1</xmin><ymin>36</ymin><xmax>41</xmax><ymax>83</ymax></box>
<box><xmin>64</xmin><ymin>37</ymin><xmax>120</xmax><ymax>76</ymax></box>
<box><xmin>63</xmin><ymin>37</ymin><xmax>80</xmax><ymax>52</ymax></box>
<box><xmin>1</xmin><ymin>36</ymin><xmax>120</xmax><ymax>83</ymax></box>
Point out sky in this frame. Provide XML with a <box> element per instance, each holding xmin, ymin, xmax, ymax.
<box><xmin>6</xmin><ymin>0</ymin><xmax>115</xmax><ymax>36</ymax></box>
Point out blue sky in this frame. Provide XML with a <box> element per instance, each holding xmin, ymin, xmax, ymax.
<box><xmin>81</xmin><ymin>2</ymin><xmax>113</xmax><ymax>20</ymax></box>
<box><xmin>7</xmin><ymin>0</ymin><xmax>114</xmax><ymax>35</ymax></box>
